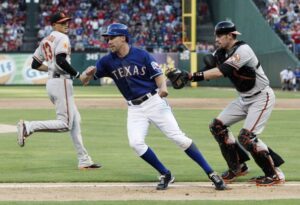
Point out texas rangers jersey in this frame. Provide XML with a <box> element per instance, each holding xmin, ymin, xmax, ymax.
<box><xmin>95</xmin><ymin>47</ymin><xmax>162</xmax><ymax>100</ymax></box>
<box><xmin>33</xmin><ymin>31</ymin><xmax>71</xmax><ymax>75</ymax></box>
<box><xmin>219</xmin><ymin>42</ymin><xmax>269</xmax><ymax>97</ymax></box>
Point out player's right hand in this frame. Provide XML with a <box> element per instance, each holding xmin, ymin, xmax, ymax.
<box><xmin>80</xmin><ymin>66</ymin><xmax>96</xmax><ymax>86</ymax></box>
<box><xmin>85</xmin><ymin>66</ymin><xmax>96</xmax><ymax>76</ymax></box>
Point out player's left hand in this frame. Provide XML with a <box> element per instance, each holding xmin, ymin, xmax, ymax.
<box><xmin>158</xmin><ymin>90</ymin><xmax>168</xmax><ymax>98</ymax></box>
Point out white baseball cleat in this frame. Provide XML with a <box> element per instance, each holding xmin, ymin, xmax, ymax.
<box><xmin>17</xmin><ymin>120</ymin><xmax>27</xmax><ymax>147</ymax></box>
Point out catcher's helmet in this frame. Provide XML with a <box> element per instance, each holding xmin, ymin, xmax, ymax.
<box><xmin>215</xmin><ymin>21</ymin><xmax>241</xmax><ymax>35</ymax></box>
<box><xmin>102</xmin><ymin>23</ymin><xmax>130</xmax><ymax>37</ymax></box>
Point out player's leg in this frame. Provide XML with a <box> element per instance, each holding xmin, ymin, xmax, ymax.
<box><xmin>239</xmin><ymin>89</ymin><xmax>284</xmax><ymax>186</ymax></box>
<box><xmin>69</xmin><ymin>104</ymin><xmax>101</xmax><ymax>170</ymax></box>
<box><xmin>17</xmin><ymin>79</ymin><xmax>70</xmax><ymax>147</ymax></box>
<box><xmin>127</xmin><ymin>105</ymin><xmax>173</xmax><ymax>190</ymax></box>
<box><xmin>210</xmin><ymin>98</ymin><xmax>250</xmax><ymax>182</ymax></box>
<box><xmin>146</xmin><ymin>95</ymin><xmax>226</xmax><ymax>190</ymax></box>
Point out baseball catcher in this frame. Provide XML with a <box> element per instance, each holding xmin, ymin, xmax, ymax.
<box><xmin>166</xmin><ymin>20</ymin><xmax>285</xmax><ymax>186</ymax></box>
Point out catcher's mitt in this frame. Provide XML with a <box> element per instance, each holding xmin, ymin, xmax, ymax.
<box><xmin>165</xmin><ymin>68</ymin><xmax>190</xmax><ymax>89</ymax></box>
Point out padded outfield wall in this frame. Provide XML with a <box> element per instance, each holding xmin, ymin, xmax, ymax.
<box><xmin>0</xmin><ymin>52</ymin><xmax>184</xmax><ymax>86</ymax></box>
<box><xmin>0</xmin><ymin>48</ymin><xmax>294</xmax><ymax>88</ymax></box>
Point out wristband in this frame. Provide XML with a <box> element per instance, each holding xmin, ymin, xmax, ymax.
<box><xmin>75</xmin><ymin>72</ymin><xmax>81</xmax><ymax>79</ymax></box>
<box><xmin>191</xmin><ymin>71</ymin><xmax>204</xmax><ymax>82</ymax></box>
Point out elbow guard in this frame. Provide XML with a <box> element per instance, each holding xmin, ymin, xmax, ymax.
<box><xmin>56</xmin><ymin>54</ymin><xmax>78</xmax><ymax>77</ymax></box>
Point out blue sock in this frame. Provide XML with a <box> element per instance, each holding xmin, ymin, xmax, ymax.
<box><xmin>140</xmin><ymin>147</ymin><xmax>169</xmax><ymax>175</ymax></box>
<box><xmin>185</xmin><ymin>142</ymin><xmax>213</xmax><ymax>174</ymax></box>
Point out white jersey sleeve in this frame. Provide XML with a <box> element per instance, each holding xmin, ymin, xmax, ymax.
<box><xmin>33</xmin><ymin>43</ymin><xmax>45</xmax><ymax>63</ymax></box>
<box><xmin>34</xmin><ymin>31</ymin><xmax>71</xmax><ymax>75</ymax></box>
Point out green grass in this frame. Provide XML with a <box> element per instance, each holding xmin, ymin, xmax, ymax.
<box><xmin>0</xmin><ymin>108</ymin><xmax>298</xmax><ymax>182</ymax></box>
<box><xmin>0</xmin><ymin>85</ymin><xmax>299</xmax><ymax>203</ymax></box>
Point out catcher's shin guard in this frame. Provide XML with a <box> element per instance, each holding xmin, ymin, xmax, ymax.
<box><xmin>238</xmin><ymin>129</ymin><xmax>276</xmax><ymax>177</ymax></box>
<box><xmin>252</xmin><ymin>151</ymin><xmax>277</xmax><ymax>177</ymax></box>
<box><xmin>209</xmin><ymin>119</ymin><xmax>249</xmax><ymax>172</ymax></box>
<box><xmin>237</xmin><ymin>142</ymin><xmax>250</xmax><ymax>163</ymax></box>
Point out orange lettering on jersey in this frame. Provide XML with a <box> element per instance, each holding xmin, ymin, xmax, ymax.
<box><xmin>63</xmin><ymin>42</ymin><xmax>68</xmax><ymax>49</ymax></box>
<box><xmin>227</xmin><ymin>54</ymin><xmax>240</xmax><ymax>64</ymax></box>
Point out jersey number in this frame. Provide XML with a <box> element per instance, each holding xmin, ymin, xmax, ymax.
<box><xmin>42</xmin><ymin>42</ymin><xmax>53</xmax><ymax>61</ymax></box>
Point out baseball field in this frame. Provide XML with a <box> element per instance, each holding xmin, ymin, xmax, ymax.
<box><xmin>0</xmin><ymin>85</ymin><xmax>299</xmax><ymax>204</ymax></box>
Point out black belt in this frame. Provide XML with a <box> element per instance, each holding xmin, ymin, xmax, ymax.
<box><xmin>53</xmin><ymin>72</ymin><xmax>72</xmax><ymax>79</ymax></box>
<box><xmin>129</xmin><ymin>90</ymin><xmax>157</xmax><ymax>105</ymax></box>
<box><xmin>243</xmin><ymin>91</ymin><xmax>262</xmax><ymax>98</ymax></box>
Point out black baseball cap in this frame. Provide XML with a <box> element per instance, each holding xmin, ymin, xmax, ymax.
<box><xmin>50</xmin><ymin>12</ymin><xmax>71</xmax><ymax>24</ymax></box>
<box><xmin>215</xmin><ymin>21</ymin><xmax>241</xmax><ymax>35</ymax></box>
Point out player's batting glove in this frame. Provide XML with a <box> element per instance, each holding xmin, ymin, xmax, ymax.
<box><xmin>165</xmin><ymin>68</ymin><xmax>191</xmax><ymax>89</ymax></box>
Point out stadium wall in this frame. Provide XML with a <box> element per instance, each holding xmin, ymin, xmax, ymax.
<box><xmin>0</xmin><ymin>49</ymin><xmax>291</xmax><ymax>88</ymax></box>
<box><xmin>0</xmin><ymin>53</ymin><xmax>182</xmax><ymax>86</ymax></box>
<box><xmin>205</xmin><ymin>0</ymin><xmax>300</xmax><ymax>88</ymax></box>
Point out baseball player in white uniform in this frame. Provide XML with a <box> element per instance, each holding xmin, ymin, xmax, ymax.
<box><xmin>81</xmin><ymin>23</ymin><xmax>227</xmax><ymax>190</ymax></box>
<box><xmin>16</xmin><ymin>12</ymin><xmax>100</xmax><ymax>170</ymax></box>
<box><xmin>169</xmin><ymin>21</ymin><xmax>285</xmax><ymax>186</ymax></box>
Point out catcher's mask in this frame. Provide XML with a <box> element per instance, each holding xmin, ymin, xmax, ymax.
<box><xmin>102</xmin><ymin>23</ymin><xmax>130</xmax><ymax>42</ymax></box>
<box><xmin>215</xmin><ymin>21</ymin><xmax>241</xmax><ymax>36</ymax></box>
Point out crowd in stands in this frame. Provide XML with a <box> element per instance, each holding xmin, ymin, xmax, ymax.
<box><xmin>0</xmin><ymin>0</ymin><xmax>216</xmax><ymax>53</ymax></box>
<box><xmin>36</xmin><ymin>0</ymin><xmax>183</xmax><ymax>53</ymax></box>
<box><xmin>0</xmin><ymin>0</ymin><xmax>26</xmax><ymax>51</ymax></box>
<box><xmin>253</xmin><ymin>0</ymin><xmax>300</xmax><ymax>58</ymax></box>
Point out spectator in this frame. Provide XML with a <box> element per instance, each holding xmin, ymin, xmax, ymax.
<box><xmin>294</xmin><ymin>67</ymin><xmax>300</xmax><ymax>90</ymax></box>
<box><xmin>280</xmin><ymin>67</ymin><xmax>289</xmax><ymax>90</ymax></box>
<box><xmin>288</xmin><ymin>67</ymin><xmax>296</xmax><ymax>90</ymax></box>
<box><xmin>0</xmin><ymin>0</ymin><xmax>26</xmax><ymax>51</ymax></box>
<box><xmin>253</xmin><ymin>0</ymin><xmax>300</xmax><ymax>59</ymax></box>
<box><xmin>37</xmin><ymin>0</ymin><xmax>183</xmax><ymax>52</ymax></box>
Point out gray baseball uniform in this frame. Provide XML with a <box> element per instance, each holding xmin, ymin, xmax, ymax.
<box><xmin>208</xmin><ymin>41</ymin><xmax>284</xmax><ymax>183</ymax></box>
<box><xmin>217</xmin><ymin>43</ymin><xmax>275</xmax><ymax>143</ymax></box>
<box><xmin>23</xmin><ymin>30</ymin><xmax>94</xmax><ymax>168</ymax></box>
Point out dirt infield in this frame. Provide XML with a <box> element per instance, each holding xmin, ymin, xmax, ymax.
<box><xmin>0</xmin><ymin>182</ymin><xmax>299</xmax><ymax>201</ymax></box>
<box><xmin>1</xmin><ymin>98</ymin><xmax>300</xmax><ymax>109</ymax></box>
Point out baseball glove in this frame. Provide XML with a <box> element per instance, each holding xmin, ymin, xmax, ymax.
<box><xmin>165</xmin><ymin>68</ymin><xmax>190</xmax><ymax>89</ymax></box>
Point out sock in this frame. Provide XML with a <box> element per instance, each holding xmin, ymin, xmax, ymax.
<box><xmin>140</xmin><ymin>147</ymin><xmax>169</xmax><ymax>175</ymax></box>
<box><xmin>185</xmin><ymin>142</ymin><xmax>213</xmax><ymax>174</ymax></box>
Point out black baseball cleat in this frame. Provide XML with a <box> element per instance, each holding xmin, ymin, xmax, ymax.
<box><xmin>79</xmin><ymin>163</ymin><xmax>102</xmax><ymax>170</ymax></box>
<box><xmin>209</xmin><ymin>172</ymin><xmax>227</xmax><ymax>190</ymax></box>
<box><xmin>156</xmin><ymin>171</ymin><xmax>175</xmax><ymax>190</ymax></box>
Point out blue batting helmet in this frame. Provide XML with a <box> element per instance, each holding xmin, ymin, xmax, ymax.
<box><xmin>102</xmin><ymin>23</ymin><xmax>130</xmax><ymax>37</ymax></box>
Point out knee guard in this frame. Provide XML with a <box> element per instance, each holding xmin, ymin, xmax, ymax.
<box><xmin>238</xmin><ymin>128</ymin><xmax>256</xmax><ymax>152</ymax></box>
<box><xmin>209</xmin><ymin>119</ymin><xmax>234</xmax><ymax>145</ymax></box>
